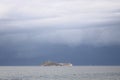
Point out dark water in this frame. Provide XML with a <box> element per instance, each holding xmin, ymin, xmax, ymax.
<box><xmin>0</xmin><ymin>66</ymin><xmax>120</xmax><ymax>80</ymax></box>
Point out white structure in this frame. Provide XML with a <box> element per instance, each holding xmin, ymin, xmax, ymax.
<box><xmin>59</xmin><ymin>63</ymin><xmax>73</xmax><ymax>66</ymax></box>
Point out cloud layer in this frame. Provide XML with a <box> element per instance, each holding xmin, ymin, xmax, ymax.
<box><xmin>0</xmin><ymin>0</ymin><xmax>120</xmax><ymax>65</ymax></box>
<box><xmin>0</xmin><ymin>0</ymin><xmax>120</xmax><ymax>47</ymax></box>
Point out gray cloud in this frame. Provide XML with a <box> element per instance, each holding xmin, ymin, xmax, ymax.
<box><xmin>0</xmin><ymin>0</ymin><xmax>120</xmax><ymax>29</ymax></box>
<box><xmin>0</xmin><ymin>0</ymin><xmax>120</xmax><ymax>65</ymax></box>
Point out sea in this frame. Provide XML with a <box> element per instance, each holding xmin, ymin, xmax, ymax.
<box><xmin>0</xmin><ymin>66</ymin><xmax>120</xmax><ymax>80</ymax></box>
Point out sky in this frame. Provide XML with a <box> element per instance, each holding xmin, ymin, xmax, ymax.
<box><xmin>0</xmin><ymin>0</ymin><xmax>120</xmax><ymax>65</ymax></box>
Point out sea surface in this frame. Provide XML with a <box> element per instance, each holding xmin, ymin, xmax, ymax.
<box><xmin>0</xmin><ymin>66</ymin><xmax>120</xmax><ymax>80</ymax></box>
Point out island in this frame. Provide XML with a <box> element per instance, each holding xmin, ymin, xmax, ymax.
<box><xmin>41</xmin><ymin>61</ymin><xmax>73</xmax><ymax>66</ymax></box>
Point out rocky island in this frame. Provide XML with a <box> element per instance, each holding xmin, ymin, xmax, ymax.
<box><xmin>41</xmin><ymin>61</ymin><xmax>72</xmax><ymax>66</ymax></box>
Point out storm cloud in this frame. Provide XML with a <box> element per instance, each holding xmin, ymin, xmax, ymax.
<box><xmin>0</xmin><ymin>0</ymin><xmax>120</xmax><ymax>65</ymax></box>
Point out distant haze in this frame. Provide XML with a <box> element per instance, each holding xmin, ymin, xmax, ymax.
<box><xmin>0</xmin><ymin>0</ymin><xmax>120</xmax><ymax>65</ymax></box>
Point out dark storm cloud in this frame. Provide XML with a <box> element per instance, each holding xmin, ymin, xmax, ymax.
<box><xmin>0</xmin><ymin>44</ymin><xmax>120</xmax><ymax>65</ymax></box>
<box><xmin>0</xmin><ymin>0</ymin><xmax>120</xmax><ymax>65</ymax></box>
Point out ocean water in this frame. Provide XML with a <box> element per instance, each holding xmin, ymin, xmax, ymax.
<box><xmin>0</xmin><ymin>66</ymin><xmax>120</xmax><ymax>80</ymax></box>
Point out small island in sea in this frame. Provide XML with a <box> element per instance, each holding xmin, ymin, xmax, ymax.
<box><xmin>41</xmin><ymin>61</ymin><xmax>73</xmax><ymax>66</ymax></box>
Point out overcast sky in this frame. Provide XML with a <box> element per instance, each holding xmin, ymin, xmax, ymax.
<box><xmin>0</xmin><ymin>0</ymin><xmax>120</xmax><ymax>65</ymax></box>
